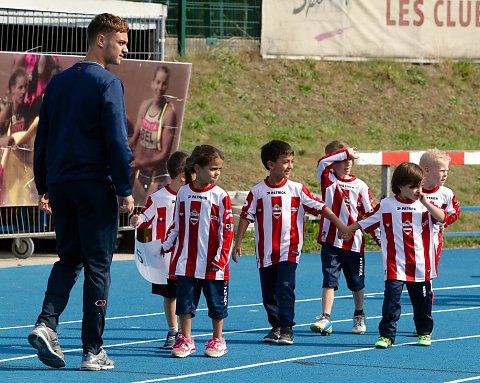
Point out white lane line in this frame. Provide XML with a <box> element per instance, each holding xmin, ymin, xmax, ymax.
<box><xmin>2</xmin><ymin>284</ymin><xmax>479</xmax><ymax>331</ymax></box>
<box><xmin>442</xmin><ymin>377</ymin><xmax>480</xmax><ymax>383</ymax></box>
<box><xmin>129</xmin><ymin>334</ymin><xmax>480</xmax><ymax>383</ymax></box>
<box><xmin>1</xmin><ymin>306</ymin><xmax>479</xmax><ymax>364</ymax></box>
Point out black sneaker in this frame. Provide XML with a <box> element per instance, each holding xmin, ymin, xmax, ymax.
<box><xmin>28</xmin><ymin>323</ymin><xmax>66</xmax><ymax>368</ymax></box>
<box><xmin>263</xmin><ymin>327</ymin><xmax>281</xmax><ymax>343</ymax></box>
<box><xmin>278</xmin><ymin>326</ymin><xmax>294</xmax><ymax>345</ymax></box>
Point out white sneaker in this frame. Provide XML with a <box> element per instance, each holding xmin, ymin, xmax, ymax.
<box><xmin>204</xmin><ymin>337</ymin><xmax>228</xmax><ymax>357</ymax></box>
<box><xmin>352</xmin><ymin>315</ymin><xmax>366</xmax><ymax>334</ymax></box>
<box><xmin>171</xmin><ymin>335</ymin><xmax>196</xmax><ymax>358</ymax></box>
<box><xmin>80</xmin><ymin>348</ymin><xmax>114</xmax><ymax>371</ymax></box>
<box><xmin>310</xmin><ymin>314</ymin><xmax>332</xmax><ymax>335</ymax></box>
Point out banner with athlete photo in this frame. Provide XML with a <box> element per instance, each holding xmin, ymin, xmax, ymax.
<box><xmin>262</xmin><ymin>0</ymin><xmax>480</xmax><ymax>61</ymax></box>
<box><xmin>0</xmin><ymin>52</ymin><xmax>191</xmax><ymax>206</ymax></box>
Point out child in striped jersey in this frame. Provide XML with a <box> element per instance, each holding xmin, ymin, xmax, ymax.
<box><xmin>162</xmin><ymin>145</ymin><xmax>234</xmax><ymax>358</ymax></box>
<box><xmin>130</xmin><ymin>150</ymin><xmax>189</xmax><ymax>349</ymax></box>
<box><xmin>408</xmin><ymin>149</ymin><xmax>461</xmax><ymax>336</ymax></box>
<box><xmin>344</xmin><ymin>162</ymin><xmax>446</xmax><ymax>348</ymax></box>
<box><xmin>311</xmin><ymin>140</ymin><xmax>379</xmax><ymax>336</ymax></box>
<box><xmin>419</xmin><ymin>149</ymin><xmax>460</xmax><ymax>271</ymax></box>
<box><xmin>232</xmin><ymin>140</ymin><xmax>348</xmax><ymax>345</ymax></box>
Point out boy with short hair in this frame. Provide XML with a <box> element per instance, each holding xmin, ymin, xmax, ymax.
<box><xmin>344</xmin><ymin>162</ymin><xmax>445</xmax><ymax>348</ymax></box>
<box><xmin>311</xmin><ymin>141</ymin><xmax>379</xmax><ymax>336</ymax></box>
<box><xmin>130</xmin><ymin>150</ymin><xmax>189</xmax><ymax>349</ymax></box>
<box><xmin>419</xmin><ymin>149</ymin><xmax>460</xmax><ymax>267</ymax></box>
<box><xmin>232</xmin><ymin>140</ymin><xmax>348</xmax><ymax>345</ymax></box>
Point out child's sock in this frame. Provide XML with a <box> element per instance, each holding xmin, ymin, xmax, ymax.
<box><xmin>354</xmin><ymin>309</ymin><xmax>364</xmax><ymax>317</ymax></box>
<box><xmin>169</xmin><ymin>326</ymin><xmax>179</xmax><ymax>333</ymax></box>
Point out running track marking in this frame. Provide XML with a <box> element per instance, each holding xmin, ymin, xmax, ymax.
<box><xmin>1</xmin><ymin>283</ymin><xmax>479</xmax><ymax>331</ymax></box>
<box><xmin>442</xmin><ymin>377</ymin><xmax>480</xmax><ymax>383</ymax></box>
<box><xmin>129</xmin><ymin>334</ymin><xmax>480</xmax><ymax>383</ymax></box>
<box><xmin>1</xmin><ymin>305</ymin><xmax>479</xmax><ymax>364</ymax></box>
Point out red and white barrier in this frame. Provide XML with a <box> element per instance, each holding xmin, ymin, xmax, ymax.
<box><xmin>356</xmin><ymin>151</ymin><xmax>480</xmax><ymax>165</ymax></box>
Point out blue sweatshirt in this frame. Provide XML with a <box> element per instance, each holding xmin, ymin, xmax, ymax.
<box><xmin>34</xmin><ymin>61</ymin><xmax>132</xmax><ymax>197</ymax></box>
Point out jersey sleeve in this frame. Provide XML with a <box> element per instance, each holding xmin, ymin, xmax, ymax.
<box><xmin>300</xmin><ymin>184</ymin><xmax>326</xmax><ymax>215</ymax></box>
<box><xmin>211</xmin><ymin>193</ymin><xmax>235</xmax><ymax>270</ymax></box>
<box><xmin>240</xmin><ymin>189</ymin><xmax>257</xmax><ymax>223</ymax></box>
<box><xmin>162</xmin><ymin>198</ymin><xmax>179</xmax><ymax>253</ymax></box>
<box><xmin>137</xmin><ymin>196</ymin><xmax>156</xmax><ymax>229</ymax></box>
<box><xmin>316</xmin><ymin>149</ymin><xmax>349</xmax><ymax>190</ymax></box>
<box><xmin>358</xmin><ymin>184</ymin><xmax>381</xmax><ymax>245</ymax></box>
<box><xmin>358</xmin><ymin>202</ymin><xmax>382</xmax><ymax>232</ymax></box>
<box><xmin>444</xmin><ymin>194</ymin><xmax>461</xmax><ymax>228</ymax></box>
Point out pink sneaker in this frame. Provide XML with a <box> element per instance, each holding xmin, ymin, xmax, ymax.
<box><xmin>204</xmin><ymin>337</ymin><xmax>228</xmax><ymax>357</ymax></box>
<box><xmin>171</xmin><ymin>335</ymin><xmax>196</xmax><ymax>358</ymax></box>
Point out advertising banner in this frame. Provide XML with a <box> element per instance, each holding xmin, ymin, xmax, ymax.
<box><xmin>0</xmin><ymin>53</ymin><xmax>191</xmax><ymax>207</ymax></box>
<box><xmin>261</xmin><ymin>0</ymin><xmax>480</xmax><ymax>61</ymax></box>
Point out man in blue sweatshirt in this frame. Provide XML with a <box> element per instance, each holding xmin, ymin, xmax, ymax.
<box><xmin>29</xmin><ymin>13</ymin><xmax>134</xmax><ymax>371</ymax></box>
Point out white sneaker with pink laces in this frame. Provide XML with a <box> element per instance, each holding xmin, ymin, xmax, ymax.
<box><xmin>171</xmin><ymin>335</ymin><xmax>196</xmax><ymax>358</ymax></box>
<box><xmin>204</xmin><ymin>337</ymin><xmax>228</xmax><ymax>357</ymax></box>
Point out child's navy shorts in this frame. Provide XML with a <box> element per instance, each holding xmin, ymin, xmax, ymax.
<box><xmin>152</xmin><ymin>278</ymin><xmax>177</xmax><ymax>299</ymax></box>
<box><xmin>176</xmin><ymin>276</ymin><xmax>229</xmax><ymax>319</ymax></box>
<box><xmin>321</xmin><ymin>242</ymin><xmax>365</xmax><ymax>292</ymax></box>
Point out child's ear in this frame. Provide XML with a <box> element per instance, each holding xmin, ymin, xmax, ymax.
<box><xmin>266</xmin><ymin>160</ymin><xmax>274</xmax><ymax>170</ymax></box>
<box><xmin>179</xmin><ymin>171</ymin><xmax>186</xmax><ymax>182</ymax></box>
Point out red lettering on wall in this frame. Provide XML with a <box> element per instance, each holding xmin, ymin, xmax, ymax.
<box><xmin>386</xmin><ymin>0</ymin><xmax>396</xmax><ymax>25</ymax></box>
<box><xmin>459</xmin><ymin>0</ymin><xmax>472</xmax><ymax>27</ymax></box>
<box><xmin>447</xmin><ymin>0</ymin><xmax>456</xmax><ymax>26</ymax></box>
<box><xmin>476</xmin><ymin>1</ymin><xmax>480</xmax><ymax>26</ymax></box>
<box><xmin>413</xmin><ymin>0</ymin><xmax>424</xmax><ymax>26</ymax></box>
<box><xmin>435</xmin><ymin>0</ymin><xmax>444</xmax><ymax>26</ymax></box>
<box><xmin>399</xmin><ymin>0</ymin><xmax>410</xmax><ymax>25</ymax></box>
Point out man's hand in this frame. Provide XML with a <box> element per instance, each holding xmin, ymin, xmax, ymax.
<box><xmin>119</xmin><ymin>195</ymin><xmax>135</xmax><ymax>215</ymax></box>
<box><xmin>38</xmin><ymin>193</ymin><xmax>52</xmax><ymax>215</ymax></box>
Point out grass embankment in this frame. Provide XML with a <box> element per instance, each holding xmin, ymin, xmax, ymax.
<box><xmin>177</xmin><ymin>49</ymin><xmax>480</xmax><ymax>252</ymax></box>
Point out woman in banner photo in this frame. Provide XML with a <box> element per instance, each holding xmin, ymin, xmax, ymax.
<box><xmin>0</xmin><ymin>67</ymin><xmax>36</xmax><ymax>204</ymax></box>
<box><xmin>129</xmin><ymin>65</ymin><xmax>177</xmax><ymax>205</ymax></box>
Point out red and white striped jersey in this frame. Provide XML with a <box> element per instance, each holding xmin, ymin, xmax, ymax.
<box><xmin>137</xmin><ymin>185</ymin><xmax>177</xmax><ymax>240</ymax></box>
<box><xmin>423</xmin><ymin>185</ymin><xmax>460</xmax><ymax>256</ymax></box>
<box><xmin>162</xmin><ymin>183</ymin><xmax>234</xmax><ymax>280</ymax></box>
<box><xmin>358</xmin><ymin>196</ymin><xmax>442</xmax><ymax>282</ymax></box>
<box><xmin>240</xmin><ymin>178</ymin><xmax>326</xmax><ymax>268</ymax></box>
<box><xmin>136</xmin><ymin>185</ymin><xmax>178</xmax><ymax>277</ymax></box>
<box><xmin>317</xmin><ymin>149</ymin><xmax>379</xmax><ymax>253</ymax></box>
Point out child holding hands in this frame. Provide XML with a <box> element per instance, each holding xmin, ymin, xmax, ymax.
<box><xmin>162</xmin><ymin>145</ymin><xmax>234</xmax><ymax>358</ymax></box>
<box><xmin>233</xmin><ymin>140</ymin><xmax>348</xmax><ymax>345</ymax></box>
<box><xmin>344</xmin><ymin>162</ymin><xmax>445</xmax><ymax>348</ymax></box>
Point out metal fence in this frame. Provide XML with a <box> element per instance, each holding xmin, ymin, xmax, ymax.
<box><xmin>0</xmin><ymin>7</ymin><xmax>167</xmax><ymax>256</ymax></box>
<box><xmin>164</xmin><ymin>0</ymin><xmax>261</xmax><ymax>57</ymax></box>
<box><xmin>0</xmin><ymin>8</ymin><xmax>165</xmax><ymax>61</ymax></box>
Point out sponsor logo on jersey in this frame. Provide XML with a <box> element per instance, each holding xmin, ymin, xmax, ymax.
<box><xmin>188</xmin><ymin>194</ymin><xmax>207</xmax><ymax>200</ymax></box>
<box><xmin>402</xmin><ymin>220</ymin><xmax>413</xmax><ymax>235</ymax></box>
<box><xmin>343</xmin><ymin>195</ymin><xmax>351</xmax><ymax>208</ymax></box>
<box><xmin>384</xmin><ymin>222</ymin><xmax>392</xmax><ymax>229</ymax></box>
<box><xmin>397</xmin><ymin>206</ymin><xmax>417</xmax><ymax>211</ymax></box>
<box><xmin>267</xmin><ymin>190</ymin><xmax>286</xmax><ymax>195</ymax></box>
<box><xmin>225</xmin><ymin>223</ymin><xmax>233</xmax><ymax>231</ymax></box>
<box><xmin>272</xmin><ymin>204</ymin><xmax>282</xmax><ymax>219</ymax></box>
<box><xmin>256</xmin><ymin>208</ymin><xmax>263</xmax><ymax>214</ymax></box>
<box><xmin>157</xmin><ymin>217</ymin><xmax>165</xmax><ymax>223</ymax></box>
<box><xmin>179</xmin><ymin>212</ymin><xmax>185</xmax><ymax>219</ymax></box>
<box><xmin>190</xmin><ymin>209</ymin><xmax>200</xmax><ymax>225</ymax></box>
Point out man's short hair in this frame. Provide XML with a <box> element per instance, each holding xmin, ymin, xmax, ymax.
<box><xmin>261</xmin><ymin>140</ymin><xmax>294</xmax><ymax>170</ymax></box>
<box><xmin>391</xmin><ymin>162</ymin><xmax>425</xmax><ymax>195</ymax></box>
<box><xmin>87</xmin><ymin>13</ymin><xmax>129</xmax><ymax>45</ymax></box>
<box><xmin>167</xmin><ymin>151</ymin><xmax>189</xmax><ymax>179</ymax></box>
<box><xmin>419</xmin><ymin>149</ymin><xmax>451</xmax><ymax>168</ymax></box>
<box><xmin>325</xmin><ymin>140</ymin><xmax>349</xmax><ymax>155</ymax></box>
